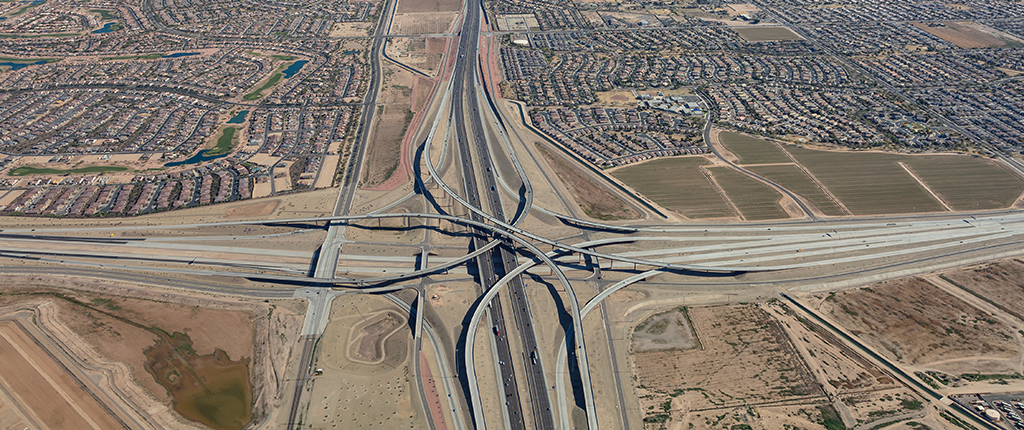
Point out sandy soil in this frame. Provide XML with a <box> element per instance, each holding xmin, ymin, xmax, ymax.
<box><xmin>362</xmin><ymin>66</ymin><xmax>414</xmax><ymax>189</ymax></box>
<box><xmin>939</xmin><ymin>257</ymin><xmax>1024</xmax><ymax>321</ymax></box>
<box><xmin>536</xmin><ymin>144</ymin><xmax>641</xmax><ymax>220</ymax></box>
<box><xmin>397</xmin><ymin>0</ymin><xmax>460</xmax><ymax>14</ymax></box>
<box><xmin>308</xmin><ymin>295</ymin><xmax>426</xmax><ymax>429</ymax></box>
<box><xmin>0</xmin><ymin>321</ymin><xmax>125</xmax><ymax>430</ymax></box>
<box><xmin>813</xmin><ymin>277</ymin><xmax>1022</xmax><ymax>371</ymax></box>
<box><xmin>0</xmin><ymin>274</ymin><xmax>305</xmax><ymax>430</ymax></box>
<box><xmin>0</xmin><ymin>392</ymin><xmax>31</xmax><ymax>430</ymax></box>
<box><xmin>224</xmin><ymin>199</ymin><xmax>280</xmax><ymax>218</ymax></box>
<box><xmin>632</xmin><ymin>304</ymin><xmax>822</xmax><ymax>426</ymax></box>
<box><xmin>912</xmin><ymin>21</ymin><xmax>1023</xmax><ymax>48</ymax></box>
<box><xmin>329</xmin><ymin>22</ymin><xmax>373</xmax><ymax>37</ymax></box>
<box><xmin>631</xmin><ymin>306</ymin><xmax>698</xmax><ymax>351</ymax></box>
<box><xmin>392</xmin><ymin>12</ymin><xmax>458</xmax><ymax>34</ymax></box>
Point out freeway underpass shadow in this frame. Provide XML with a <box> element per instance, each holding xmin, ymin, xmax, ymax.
<box><xmin>308</xmin><ymin>244</ymin><xmax>322</xmax><ymax>277</ymax></box>
<box><xmin>413</xmin><ymin>141</ymin><xmax>449</xmax><ymax>217</ymax></box>
<box><xmin>524</xmin><ymin>272</ymin><xmax>588</xmax><ymax>413</ymax></box>
<box><xmin>344</xmin><ymin>222</ymin><xmax>480</xmax><ymax>240</ymax></box>
<box><xmin>454</xmin><ymin>250</ymin><xmax>487</xmax><ymax>425</ymax></box>
<box><xmin>510</xmin><ymin>182</ymin><xmax>528</xmax><ymax>224</ymax></box>
<box><xmin>262</xmin><ymin>221</ymin><xmax>324</xmax><ymax>229</ymax></box>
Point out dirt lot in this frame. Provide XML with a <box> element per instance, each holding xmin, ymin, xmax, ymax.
<box><xmin>913</xmin><ymin>21</ymin><xmax>1024</xmax><ymax>48</ymax></box>
<box><xmin>813</xmin><ymin>277</ymin><xmax>1021</xmax><ymax>369</ymax></box>
<box><xmin>0</xmin><ymin>321</ymin><xmax>125</xmax><ymax>430</ymax></box>
<box><xmin>0</xmin><ymin>275</ymin><xmax>304</xmax><ymax>430</ymax></box>
<box><xmin>632</xmin><ymin>306</ymin><xmax>699</xmax><ymax>352</ymax></box>
<box><xmin>392</xmin><ymin>12</ymin><xmax>458</xmax><ymax>34</ymax></box>
<box><xmin>386</xmin><ymin>37</ymin><xmax>444</xmax><ymax>76</ymax></box>
<box><xmin>362</xmin><ymin>66</ymin><xmax>413</xmax><ymax>188</ymax></box>
<box><xmin>939</xmin><ymin>258</ymin><xmax>1024</xmax><ymax>321</ymax></box>
<box><xmin>351</xmin><ymin>311</ymin><xmax>405</xmax><ymax>363</ymax></box>
<box><xmin>734</xmin><ymin>26</ymin><xmax>802</xmax><ymax>41</ymax></box>
<box><xmin>309</xmin><ymin>295</ymin><xmax>425</xmax><ymax>429</ymax></box>
<box><xmin>632</xmin><ymin>304</ymin><xmax>821</xmax><ymax>426</ymax></box>
<box><xmin>330</xmin><ymin>22</ymin><xmax>373</xmax><ymax>37</ymax></box>
<box><xmin>537</xmin><ymin>144</ymin><xmax>640</xmax><ymax>220</ymax></box>
<box><xmin>398</xmin><ymin>0</ymin><xmax>460</xmax><ymax>13</ymax></box>
<box><xmin>223</xmin><ymin>199</ymin><xmax>280</xmax><ymax>217</ymax></box>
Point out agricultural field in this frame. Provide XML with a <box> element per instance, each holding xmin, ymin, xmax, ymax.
<box><xmin>538</xmin><ymin>145</ymin><xmax>640</xmax><ymax>220</ymax></box>
<box><xmin>784</xmin><ymin>147</ymin><xmax>946</xmax><ymax>214</ymax></box>
<box><xmin>812</xmin><ymin>277</ymin><xmax>1021</xmax><ymax>371</ymax></box>
<box><xmin>939</xmin><ymin>258</ymin><xmax>1024</xmax><ymax>321</ymax></box>
<box><xmin>912</xmin><ymin>21</ymin><xmax>1024</xmax><ymax>48</ymax></box>
<box><xmin>632</xmin><ymin>304</ymin><xmax>821</xmax><ymax>427</ymax></box>
<box><xmin>747</xmin><ymin>164</ymin><xmax>847</xmax><ymax>216</ymax></box>
<box><xmin>901</xmin><ymin>156</ymin><xmax>1024</xmax><ymax>210</ymax></box>
<box><xmin>733</xmin><ymin>26</ymin><xmax>802</xmax><ymax>41</ymax></box>
<box><xmin>612</xmin><ymin>157</ymin><xmax>734</xmax><ymax>219</ymax></box>
<box><xmin>718</xmin><ymin>131</ymin><xmax>792</xmax><ymax>164</ymax></box>
<box><xmin>706</xmin><ymin>166</ymin><xmax>789</xmax><ymax>220</ymax></box>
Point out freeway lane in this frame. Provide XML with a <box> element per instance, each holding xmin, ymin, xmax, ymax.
<box><xmin>449</xmin><ymin>0</ymin><xmax>529</xmax><ymax>426</ymax></box>
<box><xmin>449</xmin><ymin>0</ymin><xmax>556</xmax><ymax>426</ymax></box>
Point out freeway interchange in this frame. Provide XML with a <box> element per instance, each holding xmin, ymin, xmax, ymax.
<box><xmin>4</xmin><ymin>1</ymin><xmax>1024</xmax><ymax>430</ymax></box>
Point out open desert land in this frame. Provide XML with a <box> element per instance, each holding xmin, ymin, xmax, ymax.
<box><xmin>392</xmin><ymin>12</ymin><xmax>459</xmax><ymax>35</ymax></box>
<box><xmin>361</xmin><ymin>65</ymin><xmax>415</xmax><ymax>189</ymax></box>
<box><xmin>537</xmin><ymin>144</ymin><xmax>641</xmax><ymax>220</ymax></box>
<box><xmin>630</xmin><ymin>304</ymin><xmax>826</xmax><ymax>429</ymax></box>
<box><xmin>935</xmin><ymin>257</ymin><xmax>1024</xmax><ymax>323</ymax></box>
<box><xmin>726</xmin><ymin>3</ymin><xmax>761</xmax><ymax>15</ymax></box>
<box><xmin>733</xmin><ymin>26</ymin><xmax>803</xmax><ymax>41</ymax></box>
<box><xmin>912</xmin><ymin>21</ymin><xmax>1024</xmax><ymax>48</ymax></box>
<box><xmin>329</xmin><ymin>22</ymin><xmax>374</xmax><ymax>37</ymax></box>
<box><xmin>764</xmin><ymin>302</ymin><xmax>934</xmax><ymax>427</ymax></box>
<box><xmin>612</xmin><ymin>157</ymin><xmax>736</xmax><ymax>219</ymax></box>
<box><xmin>0</xmin><ymin>320</ymin><xmax>126</xmax><ymax>430</ymax></box>
<box><xmin>397</xmin><ymin>0</ymin><xmax>460</xmax><ymax>14</ymax></box>
<box><xmin>309</xmin><ymin>294</ymin><xmax>427</xmax><ymax>430</ymax></box>
<box><xmin>386</xmin><ymin>37</ymin><xmax>444</xmax><ymax>77</ymax></box>
<box><xmin>0</xmin><ymin>275</ymin><xmax>305</xmax><ymax>430</ymax></box>
<box><xmin>810</xmin><ymin>277</ymin><xmax>1023</xmax><ymax>375</ymax></box>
